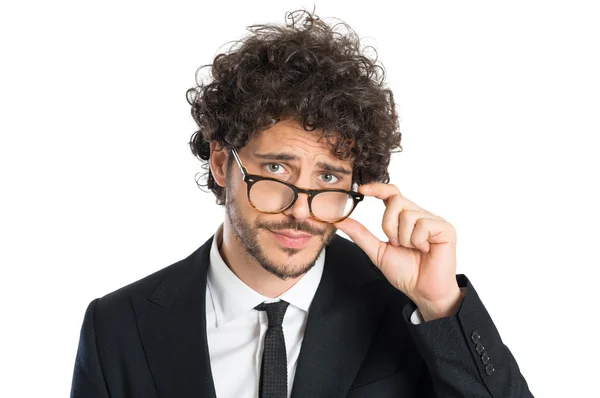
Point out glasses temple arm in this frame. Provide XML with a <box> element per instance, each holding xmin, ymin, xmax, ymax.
<box><xmin>230</xmin><ymin>148</ymin><xmax>248</xmax><ymax>177</ymax></box>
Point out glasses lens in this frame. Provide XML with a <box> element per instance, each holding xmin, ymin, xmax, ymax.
<box><xmin>249</xmin><ymin>179</ymin><xmax>356</xmax><ymax>222</ymax></box>
<box><xmin>311</xmin><ymin>191</ymin><xmax>355</xmax><ymax>222</ymax></box>
<box><xmin>249</xmin><ymin>180</ymin><xmax>295</xmax><ymax>212</ymax></box>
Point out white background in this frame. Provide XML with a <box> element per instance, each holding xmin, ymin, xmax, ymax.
<box><xmin>1</xmin><ymin>1</ymin><xmax>599</xmax><ymax>397</ymax></box>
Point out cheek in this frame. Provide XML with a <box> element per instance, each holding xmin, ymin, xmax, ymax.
<box><xmin>227</xmin><ymin>175</ymin><xmax>247</xmax><ymax>206</ymax></box>
<box><xmin>324</xmin><ymin>224</ymin><xmax>336</xmax><ymax>238</ymax></box>
<box><xmin>236</xmin><ymin>188</ymin><xmax>263</xmax><ymax>223</ymax></box>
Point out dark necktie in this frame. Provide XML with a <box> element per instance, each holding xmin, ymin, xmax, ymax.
<box><xmin>254</xmin><ymin>300</ymin><xmax>290</xmax><ymax>398</ymax></box>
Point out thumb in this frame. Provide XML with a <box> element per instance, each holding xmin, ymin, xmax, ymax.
<box><xmin>334</xmin><ymin>217</ymin><xmax>382</xmax><ymax>264</ymax></box>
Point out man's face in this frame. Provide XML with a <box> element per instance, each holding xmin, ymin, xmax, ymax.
<box><xmin>224</xmin><ymin>119</ymin><xmax>354</xmax><ymax>280</ymax></box>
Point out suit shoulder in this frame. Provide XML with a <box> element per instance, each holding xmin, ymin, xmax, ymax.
<box><xmin>101</xmin><ymin>257</ymin><xmax>186</xmax><ymax>303</ymax></box>
<box><xmin>93</xmin><ymin>238</ymin><xmax>211</xmax><ymax>312</ymax></box>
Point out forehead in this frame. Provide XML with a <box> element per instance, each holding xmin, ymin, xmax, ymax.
<box><xmin>249</xmin><ymin>119</ymin><xmax>341</xmax><ymax>160</ymax></box>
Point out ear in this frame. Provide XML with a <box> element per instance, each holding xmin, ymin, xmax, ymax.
<box><xmin>209</xmin><ymin>141</ymin><xmax>228</xmax><ymax>188</ymax></box>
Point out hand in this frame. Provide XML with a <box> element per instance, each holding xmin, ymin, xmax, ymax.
<box><xmin>334</xmin><ymin>182</ymin><xmax>463</xmax><ymax>321</ymax></box>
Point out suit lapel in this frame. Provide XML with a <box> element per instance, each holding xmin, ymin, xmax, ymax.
<box><xmin>291</xmin><ymin>235</ymin><xmax>388</xmax><ymax>398</ymax></box>
<box><xmin>132</xmin><ymin>236</ymin><xmax>217</xmax><ymax>398</ymax></box>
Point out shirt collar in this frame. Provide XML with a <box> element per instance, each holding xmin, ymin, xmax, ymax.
<box><xmin>207</xmin><ymin>223</ymin><xmax>325</xmax><ymax>327</ymax></box>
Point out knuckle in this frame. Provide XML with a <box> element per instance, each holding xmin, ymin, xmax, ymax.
<box><xmin>399</xmin><ymin>231</ymin><xmax>412</xmax><ymax>247</ymax></box>
<box><xmin>399</xmin><ymin>209</ymin><xmax>413</xmax><ymax>223</ymax></box>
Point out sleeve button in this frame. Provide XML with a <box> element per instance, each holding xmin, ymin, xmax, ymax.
<box><xmin>475</xmin><ymin>343</ymin><xmax>485</xmax><ymax>355</ymax></box>
<box><xmin>471</xmin><ymin>330</ymin><xmax>481</xmax><ymax>344</ymax></box>
<box><xmin>485</xmin><ymin>363</ymin><xmax>495</xmax><ymax>375</ymax></box>
<box><xmin>481</xmin><ymin>352</ymin><xmax>490</xmax><ymax>365</ymax></box>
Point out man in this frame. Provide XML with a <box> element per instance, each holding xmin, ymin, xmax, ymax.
<box><xmin>70</xmin><ymin>8</ymin><xmax>533</xmax><ymax>398</ymax></box>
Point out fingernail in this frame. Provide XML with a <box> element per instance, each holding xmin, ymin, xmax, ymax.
<box><xmin>390</xmin><ymin>238</ymin><xmax>399</xmax><ymax>246</ymax></box>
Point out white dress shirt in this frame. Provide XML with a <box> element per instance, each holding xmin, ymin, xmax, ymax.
<box><xmin>205</xmin><ymin>223</ymin><xmax>425</xmax><ymax>398</ymax></box>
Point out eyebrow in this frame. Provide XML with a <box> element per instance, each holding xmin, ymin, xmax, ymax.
<box><xmin>253</xmin><ymin>151</ymin><xmax>352</xmax><ymax>175</ymax></box>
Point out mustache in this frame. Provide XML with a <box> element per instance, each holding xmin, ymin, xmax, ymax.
<box><xmin>256</xmin><ymin>219</ymin><xmax>327</xmax><ymax>236</ymax></box>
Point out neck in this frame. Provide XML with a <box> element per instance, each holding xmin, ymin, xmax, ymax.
<box><xmin>219</xmin><ymin>220</ymin><xmax>302</xmax><ymax>298</ymax></box>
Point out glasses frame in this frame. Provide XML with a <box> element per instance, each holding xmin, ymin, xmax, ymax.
<box><xmin>230</xmin><ymin>147</ymin><xmax>364</xmax><ymax>224</ymax></box>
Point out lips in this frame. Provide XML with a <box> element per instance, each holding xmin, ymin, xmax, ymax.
<box><xmin>272</xmin><ymin>229</ymin><xmax>313</xmax><ymax>239</ymax></box>
<box><xmin>268</xmin><ymin>229</ymin><xmax>313</xmax><ymax>249</ymax></box>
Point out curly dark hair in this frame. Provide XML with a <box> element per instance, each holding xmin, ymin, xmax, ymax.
<box><xmin>186</xmin><ymin>7</ymin><xmax>402</xmax><ymax>205</ymax></box>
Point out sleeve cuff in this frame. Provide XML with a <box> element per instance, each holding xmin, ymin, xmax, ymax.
<box><xmin>408</xmin><ymin>286</ymin><xmax>468</xmax><ymax>325</ymax></box>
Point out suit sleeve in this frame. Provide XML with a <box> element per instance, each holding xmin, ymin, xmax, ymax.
<box><xmin>403</xmin><ymin>274</ymin><xmax>534</xmax><ymax>397</ymax></box>
<box><xmin>70</xmin><ymin>298</ymin><xmax>110</xmax><ymax>398</ymax></box>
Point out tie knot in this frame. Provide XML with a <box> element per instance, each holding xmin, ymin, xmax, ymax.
<box><xmin>255</xmin><ymin>300</ymin><xmax>289</xmax><ymax>327</ymax></box>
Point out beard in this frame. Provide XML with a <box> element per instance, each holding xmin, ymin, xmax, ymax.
<box><xmin>225</xmin><ymin>178</ymin><xmax>337</xmax><ymax>280</ymax></box>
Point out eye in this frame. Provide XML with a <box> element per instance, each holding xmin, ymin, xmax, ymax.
<box><xmin>319</xmin><ymin>173</ymin><xmax>340</xmax><ymax>184</ymax></box>
<box><xmin>263</xmin><ymin>163</ymin><xmax>286</xmax><ymax>174</ymax></box>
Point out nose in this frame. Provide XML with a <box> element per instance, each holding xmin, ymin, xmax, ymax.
<box><xmin>282</xmin><ymin>191</ymin><xmax>311</xmax><ymax>222</ymax></box>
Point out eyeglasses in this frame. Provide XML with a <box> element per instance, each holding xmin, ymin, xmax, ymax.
<box><xmin>230</xmin><ymin>147</ymin><xmax>363</xmax><ymax>224</ymax></box>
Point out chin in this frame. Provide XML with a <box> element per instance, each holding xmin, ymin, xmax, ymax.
<box><xmin>259</xmin><ymin>230</ymin><xmax>323</xmax><ymax>278</ymax></box>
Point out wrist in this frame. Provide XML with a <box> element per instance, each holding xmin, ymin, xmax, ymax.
<box><xmin>413</xmin><ymin>288</ymin><xmax>464</xmax><ymax>322</ymax></box>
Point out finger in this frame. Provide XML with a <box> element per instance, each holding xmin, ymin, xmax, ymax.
<box><xmin>381</xmin><ymin>194</ymin><xmax>405</xmax><ymax>245</ymax></box>
<box><xmin>383</xmin><ymin>196</ymin><xmax>443</xmax><ymax>246</ymax></box>
<box><xmin>358</xmin><ymin>183</ymin><xmax>401</xmax><ymax>203</ymax></box>
<box><xmin>410</xmin><ymin>218</ymin><xmax>456</xmax><ymax>253</ymax></box>
<box><xmin>360</xmin><ymin>183</ymin><xmax>423</xmax><ymax>211</ymax></box>
<box><xmin>334</xmin><ymin>217</ymin><xmax>384</xmax><ymax>265</ymax></box>
<box><xmin>398</xmin><ymin>210</ymin><xmax>444</xmax><ymax>249</ymax></box>
<box><xmin>398</xmin><ymin>209</ymin><xmax>424</xmax><ymax>250</ymax></box>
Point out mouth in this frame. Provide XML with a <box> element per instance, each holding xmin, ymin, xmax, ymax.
<box><xmin>268</xmin><ymin>229</ymin><xmax>314</xmax><ymax>249</ymax></box>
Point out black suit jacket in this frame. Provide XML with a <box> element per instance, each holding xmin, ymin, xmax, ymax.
<box><xmin>70</xmin><ymin>233</ymin><xmax>533</xmax><ymax>397</ymax></box>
